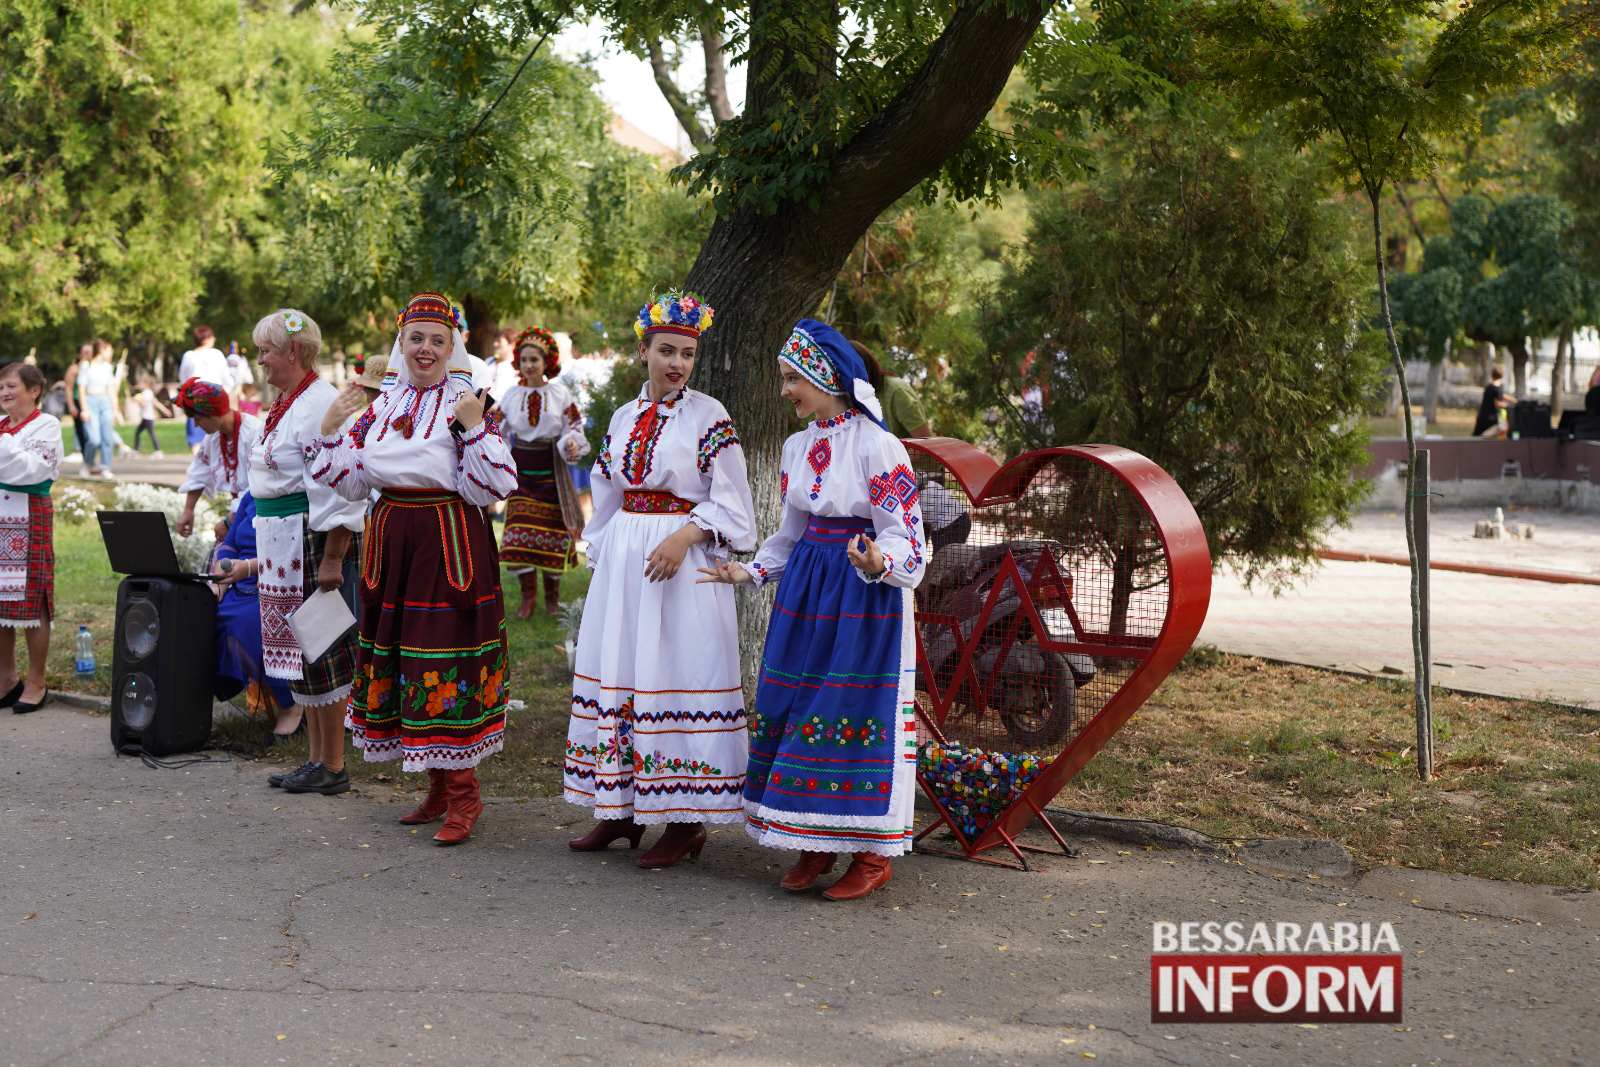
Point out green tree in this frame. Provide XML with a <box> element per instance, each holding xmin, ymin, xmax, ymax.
<box><xmin>1206</xmin><ymin>0</ymin><xmax>1582</xmax><ymax>780</ymax></box>
<box><xmin>282</xmin><ymin>1</ymin><xmax>623</xmax><ymax>353</ymax></box>
<box><xmin>0</xmin><ymin>0</ymin><xmax>266</xmax><ymax>369</ymax></box>
<box><xmin>967</xmin><ymin>104</ymin><xmax>1386</xmax><ymax>585</ymax></box>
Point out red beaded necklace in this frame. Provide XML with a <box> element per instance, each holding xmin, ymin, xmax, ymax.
<box><xmin>218</xmin><ymin>411</ymin><xmax>241</xmax><ymax>484</ymax></box>
<box><xmin>264</xmin><ymin>371</ymin><xmax>318</xmax><ymax>438</ymax></box>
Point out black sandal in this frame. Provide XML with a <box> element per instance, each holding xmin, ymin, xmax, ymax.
<box><xmin>0</xmin><ymin>680</ymin><xmax>22</xmax><ymax>709</ymax></box>
<box><xmin>13</xmin><ymin>689</ymin><xmax>50</xmax><ymax>714</ymax></box>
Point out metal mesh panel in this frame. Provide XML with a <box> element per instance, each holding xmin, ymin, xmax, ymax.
<box><xmin>912</xmin><ymin>451</ymin><xmax>1170</xmax><ymax>759</ymax></box>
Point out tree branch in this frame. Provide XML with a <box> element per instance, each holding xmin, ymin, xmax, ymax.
<box><xmin>646</xmin><ymin>38</ymin><xmax>712</xmax><ymax>151</ymax></box>
<box><xmin>700</xmin><ymin>19</ymin><xmax>734</xmax><ymax>126</ymax></box>
<box><xmin>819</xmin><ymin>0</ymin><xmax>1051</xmax><ymax>235</ymax></box>
<box><xmin>1394</xmin><ymin>182</ymin><xmax>1428</xmax><ymax>247</ymax></box>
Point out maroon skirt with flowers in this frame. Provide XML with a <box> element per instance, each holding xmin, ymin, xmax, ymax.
<box><xmin>0</xmin><ymin>496</ymin><xmax>53</xmax><ymax>627</ymax></box>
<box><xmin>346</xmin><ymin>488</ymin><xmax>509</xmax><ymax>771</ymax></box>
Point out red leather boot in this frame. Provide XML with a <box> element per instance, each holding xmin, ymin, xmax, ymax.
<box><xmin>515</xmin><ymin>572</ymin><xmax>536</xmax><ymax>620</ymax></box>
<box><xmin>398</xmin><ymin>769</ymin><xmax>448</xmax><ymax>825</ymax></box>
<box><xmin>542</xmin><ymin>572</ymin><xmax>561</xmax><ymax>617</ymax></box>
<box><xmin>821</xmin><ymin>853</ymin><xmax>892</xmax><ymax>901</ymax></box>
<box><xmin>636</xmin><ymin>823</ymin><xmax>706</xmax><ymax>869</ymax></box>
<box><xmin>432</xmin><ymin>769</ymin><xmax>484</xmax><ymax>846</ymax></box>
<box><xmin>780</xmin><ymin>851</ymin><xmax>837</xmax><ymax>892</ymax></box>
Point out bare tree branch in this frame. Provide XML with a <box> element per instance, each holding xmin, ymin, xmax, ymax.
<box><xmin>646</xmin><ymin>38</ymin><xmax>712</xmax><ymax>151</ymax></box>
<box><xmin>1393</xmin><ymin>182</ymin><xmax>1428</xmax><ymax>247</ymax></box>
<box><xmin>701</xmin><ymin>19</ymin><xmax>734</xmax><ymax>126</ymax></box>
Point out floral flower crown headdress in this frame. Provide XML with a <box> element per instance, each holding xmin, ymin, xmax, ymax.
<box><xmin>514</xmin><ymin>326</ymin><xmax>560</xmax><ymax>377</ymax></box>
<box><xmin>635</xmin><ymin>289</ymin><xmax>715</xmax><ymax>342</ymax></box>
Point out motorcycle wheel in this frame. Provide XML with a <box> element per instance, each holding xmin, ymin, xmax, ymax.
<box><xmin>995</xmin><ymin>647</ymin><xmax>1076</xmax><ymax>749</ymax></box>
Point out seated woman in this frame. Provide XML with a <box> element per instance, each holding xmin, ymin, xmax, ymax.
<box><xmin>211</xmin><ymin>491</ymin><xmax>294</xmax><ymax>713</ymax></box>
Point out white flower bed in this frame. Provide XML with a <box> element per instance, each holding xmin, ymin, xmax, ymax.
<box><xmin>112</xmin><ymin>482</ymin><xmax>220</xmax><ymax>572</ymax></box>
<box><xmin>54</xmin><ymin>485</ymin><xmax>99</xmax><ymax>526</ymax></box>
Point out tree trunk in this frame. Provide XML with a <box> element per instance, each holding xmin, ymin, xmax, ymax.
<box><xmin>1551</xmin><ymin>328</ymin><xmax>1570</xmax><ymax>420</ymax></box>
<box><xmin>459</xmin><ymin>294</ymin><xmax>496</xmax><ymax>360</ymax></box>
<box><xmin>1367</xmin><ymin>185</ymin><xmax>1431</xmax><ymax>783</ymax></box>
<box><xmin>679</xmin><ymin>0</ymin><xmax>1050</xmax><ymax>683</ymax></box>
<box><xmin>1422</xmin><ymin>356</ymin><xmax>1443</xmax><ymax>432</ymax></box>
<box><xmin>1477</xmin><ymin>340</ymin><xmax>1491</xmax><ymax>385</ymax></box>
<box><xmin>1510</xmin><ymin>339</ymin><xmax>1529</xmax><ymax>397</ymax></box>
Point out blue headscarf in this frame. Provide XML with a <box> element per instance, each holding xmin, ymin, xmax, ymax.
<box><xmin>779</xmin><ymin>318</ymin><xmax>886</xmax><ymax>429</ymax></box>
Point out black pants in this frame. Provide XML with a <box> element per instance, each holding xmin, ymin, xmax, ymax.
<box><xmin>72</xmin><ymin>415</ymin><xmax>89</xmax><ymax>455</ymax></box>
<box><xmin>133</xmin><ymin>419</ymin><xmax>158</xmax><ymax>452</ymax></box>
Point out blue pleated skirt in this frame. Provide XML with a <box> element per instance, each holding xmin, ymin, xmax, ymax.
<box><xmin>743</xmin><ymin>516</ymin><xmax>918</xmax><ymax>856</ymax></box>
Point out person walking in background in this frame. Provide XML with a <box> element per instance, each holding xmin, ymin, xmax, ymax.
<box><xmin>63</xmin><ymin>343</ymin><xmax>92</xmax><ymax>466</ymax></box>
<box><xmin>225</xmin><ymin>340</ymin><xmax>253</xmax><ymax>395</ymax></box>
<box><xmin>131</xmin><ymin>375</ymin><xmax>172</xmax><ymax>455</ymax></box>
<box><xmin>1474</xmin><ymin>367</ymin><xmax>1517</xmax><ymax>437</ymax></box>
<box><xmin>79</xmin><ymin>340</ymin><xmax>120</xmax><ymax>479</ymax></box>
<box><xmin>850</xmin><ymin>340</ymin><xmax>933</xmax><ymax>438</ymax></box>
<box><xmin>177</xmin><ymin>325</ymin><xmax>232</xmax><ymax>454</ymax></box>
<box><xmin>490</xmin><ymin>327</ymin><xmax>520</xmax><ymax>401</ymax></box>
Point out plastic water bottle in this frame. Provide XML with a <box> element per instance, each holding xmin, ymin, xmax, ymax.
<box><xmin>74</xmin><ymin>625</ymin><xmax>95</xmax><ymax>677</ymax></box>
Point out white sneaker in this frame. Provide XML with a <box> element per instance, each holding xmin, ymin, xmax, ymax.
<box><xmin>151</xmin><ymin>450</ymin><xmax>165</xmax><ymax>458</ymax></box>
<box><xmin>101</xmin><ymin>470</ymin><xmax>117</xmax><ymax>480</ymax></box>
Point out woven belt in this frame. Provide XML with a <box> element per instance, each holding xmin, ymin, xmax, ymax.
<box><xmin>802</xmin><ymin>517</ymin><xmax>873</xmax><ymax>545</ymax></box>
<box><xmin>623</xmin><ymin>490</ymin><xmax>694</xmax><ymax>515</ymax></box>
<box><xmin>0</xmin><ymin>480</ymin><xmax>52</xmax><ymax>496</ymax></box>
<box><xmin>255</xmin><ymin>491</ymin><xmax>310</xmax><ymax>517</ymax></box>
<box><xmin>379</xmin><ymin>487</ymin><xmax>462</xmax><ymax>507</ymax></box>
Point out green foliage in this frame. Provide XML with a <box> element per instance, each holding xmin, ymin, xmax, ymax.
<box><xmin>0</xmin><ymin>0</ymin><xmax>267</xmax><ymax>367</ymax></box>
<box><xmin>1551</xmin><ymin>4</ymin><xmax>1600</xmax><ymax>271</ymax></box>
<box><xmin>279</xmin><ymin>0</ymin><xmax>621</xmax><ymax>331</ymax></box>
<box><xmin>967</xmin><ymin>103</ymin><xmax>1386</xmax><ymax>582</ymax></box>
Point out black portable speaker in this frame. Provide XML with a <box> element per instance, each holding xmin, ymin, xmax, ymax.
<box><xmin>110</xmin><ymin>576</ymin><xmax>216</xmax><ymax>757</ymax></box>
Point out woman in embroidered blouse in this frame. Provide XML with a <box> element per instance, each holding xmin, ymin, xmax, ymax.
<box><xmin>226</xmin><ymin>309</ymin><xmax>368</xmax><ymax>779</ymax></box>
<box><xmin>174</xmin><ymin>377</ymin><xmax>263</xmax><ymax>536</ymax></box>
<box><xmin>699</xmin><ymin>319</ymin><xmax>925</xmax><ymax>901</ymax></box>
<box><xmin>563</xmin><ymin>290</ymin><xmax>757</xmax><ymax>869</ymax></box>
<box><xmin>0</xmin><ymin>363</ymin><xmax>62</xmax><ymax>714</ymax></box>
<box><xmin>497</xmin><ymin>326</ymin><xmax>587</xmax><ymax>618</ymax></box>
<box><xmin>311</xmin><ymin>291</ymin><xmax>517</xmax><ymax>846</ymax></box>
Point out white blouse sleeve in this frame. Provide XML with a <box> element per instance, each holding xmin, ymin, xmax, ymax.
<box><xmin>556</xmin><ymin>383</ymin><xmax>589</xmax><ymax>461</ymax></box>
<box><xmin>180</xmin><ymin>440</ymin><xmax>215</xmax><ymax>495</ymax></box>
<box><xmin>580</xmin><ymin>417</ymin><xmax>622</xmax><ymax>569</ymax></box>
<box><xmin>743</xmin><ymin>435</ymin><xmax>805</xmax><ymax>586</ymax></box>
<box><xmin>456</xmin><ymin>420</ymin><xmax>518</xmax><ymax>505</ymax></box>
<box><xmin>856</xmin><ymin>429</ymin><xmax>926</xmax><ymax>589</ymax></box>
<box><xmin>311</xmin><ymin>406</ymin><xmax>377</xmax><ymax>502</ymax></box>
<box><xmin>0</xmin><ymin>429</ymin><xmax>60</xmax><ymax>485</ymax></box>
<box><xmin>687</xmin><ymin>406</ymin><xmax>757</xmax><ymax>554</ymax></box>
<box><xmin>300</xmin><ymin>403</ymin><xmax>369</xmax><ymax>533</ymax></box>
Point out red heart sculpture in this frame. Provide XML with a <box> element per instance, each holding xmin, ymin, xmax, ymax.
<box><xmin>905</xmin><ymin>439</ymin><xmax>1212</xmax><ymax>867</ymax></box>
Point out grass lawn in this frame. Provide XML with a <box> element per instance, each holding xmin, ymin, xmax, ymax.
<box><xmin>1365</xmin><ymin>404</ymin><xmax>1479</xmax><ymax>439</ymax></box>
<box><xmin>47</xmin><ymin>486</ymin><xmax>1598</xmax><ymax>890</ymax></box>
<box><xmin>59</xmin><ymin>417</ymin><xmax>191</xmax><ymax>457</ymax></box>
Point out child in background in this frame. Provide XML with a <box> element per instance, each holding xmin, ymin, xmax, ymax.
<box><xmin>133</xmin><ymin>375</ymin><xmax>171</xmax><ymax>456</ymax></box>
<box><xmin>238</xmin><ymin>382</ymin><xmax>262</xmax><ymax>416</ymax></box>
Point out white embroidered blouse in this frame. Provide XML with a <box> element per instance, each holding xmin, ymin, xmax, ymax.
<box><xmin>247</xmin><ymin>378</ymin><xmax>367</xmax><ymax>533</ymax></box>
<box><xmin>498</xmin><ymin>379</ymin><xmax>589</xmax><ymax>460</ymax></box>
<box><xmin>744</xmin><ymin>408</ymin><xmax>926</xmax><ymax>589</ymax></box>
<box><xmin>0</xmin><ymin>413</ymin><xmax>63</xmax><ymax>485</ymax></box>
<box><xmin>585</xmin><ymin>385</ymin><xmax>757</xmax><ymax>564</ymax></box>
<box><xmin>311</xmin><ymin>372</ymin><xmax>518</xmax><ymax>507</ymax></box>
<box><xmin>181</xmin><ymin>413</ymin><xmax>262</xmax><ymax>498</ymax></box>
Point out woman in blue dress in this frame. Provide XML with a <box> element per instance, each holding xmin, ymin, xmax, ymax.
<box><xmin>212</xmin><ymin>492</ymin><xmax>294</xmax><ymax>714</ymax></box>
<box><xmin>698</xmin><ymin>319</ymin><xmax>925</xmax><ymax>901</ymax></box>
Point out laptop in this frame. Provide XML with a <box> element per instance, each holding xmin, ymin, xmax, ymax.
<box><xmin>96</xmin><ymin>511</ymin><xmax>215</xmax><ymax>581</ymax></box>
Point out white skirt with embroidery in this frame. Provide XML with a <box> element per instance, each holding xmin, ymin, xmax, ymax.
<box><xmin>563</xmin><ymin>510</ymin><xmax>748</xmax><ymax>824</ymax></box>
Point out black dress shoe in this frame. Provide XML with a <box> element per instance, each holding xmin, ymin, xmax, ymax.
<box><xmin>13</xmin><ymin>689</ymin><xmax>49</xmax><ymax>714</ymax></box>
<box><xmin>0</xmin><ymin>680</ymin><xmax>23</xmax><ymax>708</ymax></box>
<box><xmin>282</xmin><ymin>763</ymin><xmax>351</xmax><ymax>795</ymax></box>
<box><xmin>268</xmin><ymin>761</ymin><xmax>315</xmax><ymax>788</ymax></box>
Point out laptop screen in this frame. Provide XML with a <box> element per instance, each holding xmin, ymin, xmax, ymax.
<box><xmin>96</xmin><ymin>511</ymin><xmax>189</xmax><ymax>577</ymax></box>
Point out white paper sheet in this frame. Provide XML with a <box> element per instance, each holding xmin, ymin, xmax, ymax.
<box><xmin>288</xmin><ymin>587</ymin><xmax>356</xmax><ymax>664</ymax></box>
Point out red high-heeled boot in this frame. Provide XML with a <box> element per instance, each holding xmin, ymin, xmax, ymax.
<box><xmin>398</xmin><ymin>769</ymin><xmax>448</xmax><ymax>825</ymax></box>
<box><xmin>568</xmin><ymin>818</ymin><xmax>646</xmax><ymax>851</ymax></box>
<box><xmin>542</xmin><ymin>572</ymin><xmax>561</xmax><ymax>617</ymax></box>
<box><xmin>636</xmin><ymin>823</ymin><xmax>706</xmax><ymax>869</ymax></box>
<box><xmin>821</xmin><ymin>853</ymin><xmax>892</xmax><ymax>901</ymax></box>
<box><xmin>780</xmin><ymin>851</ymin><xmax>837</xmax><ymax>892</ymax></box>
<box><xmin>432</xmin><ymin>769</ymin><xmax>484</xmax><ymax>846</ymax></box>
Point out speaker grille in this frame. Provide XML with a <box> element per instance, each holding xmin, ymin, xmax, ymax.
<box><xmin>123</xmin><ymin>598</ymin><xmax>160</xmax><ymax>661</ymax></box>
<box><xmin>120</xmin><ymin>672</ymin><xmax>157</xmax><ymax>733</ymax></box>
